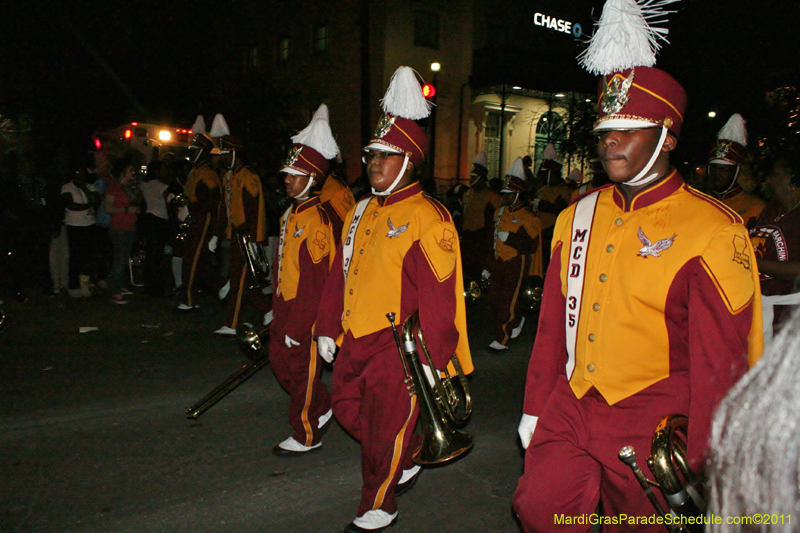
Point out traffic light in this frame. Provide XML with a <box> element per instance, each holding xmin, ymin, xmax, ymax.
<box><xmin>422</xmin><ymin>83</ymin><xmax>436</xmax><ymax>99</ymax></box>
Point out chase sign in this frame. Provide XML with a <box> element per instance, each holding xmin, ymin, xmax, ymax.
<box><xmin>534</xmin><ymin>12</ymin><xmax>583</xmax><ymax>38</ymax></box>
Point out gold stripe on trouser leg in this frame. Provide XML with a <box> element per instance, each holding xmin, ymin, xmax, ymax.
<box><xmin>501</xmin><ymin>254</ymin><xmax>528</xmax><ymax>345</ymax></box>
<box><xmin>373</xmin><ymin>395</ymin><xmax>417</xmax><ymax>509</ymax></box>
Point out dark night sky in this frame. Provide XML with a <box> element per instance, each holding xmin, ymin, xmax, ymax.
<box><xmin>1</xmin><ymin>0</ymin><xmax>799</xmax><ymax>169</ymax></box>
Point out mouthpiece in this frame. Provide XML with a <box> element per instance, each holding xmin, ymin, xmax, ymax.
<box><xmin>619</xmin><ymin>446</ymin><xmax>637</xmax><ymax>465</ymax></box>
<box><xmin>387</xmin><ymin>312</ymin><xmax>396</xmax><ymax>324</ymax></box>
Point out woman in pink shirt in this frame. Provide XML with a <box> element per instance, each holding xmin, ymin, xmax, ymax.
<box><xmin>103</xmin><ymin>157</ymin><xmax>141</xmax><ymax>304</ymax></box>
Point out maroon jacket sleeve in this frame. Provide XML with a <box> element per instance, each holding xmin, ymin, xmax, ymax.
<box><xmin>523</xmin><ymin>241</ymin><xmax>568</xmax><ymax>415</ymax></box>
<box><xmin>315</xmin><ymin>243</ymin><xmax>345</xmax><ymax>341</ymax></box>
<box><xmin>684</xmin><ymin>258</ymin><xmax>752</xmax><ymax>471</ymax></box>
<box><xmin>404</xmin><ymin>242</ymin><xmax>459</xmax><ymax>370</ymax></box>
<box><xmin>285</xmin><ymin>242</ymin><xmax>330</xmax><ymax>343</ymax></box>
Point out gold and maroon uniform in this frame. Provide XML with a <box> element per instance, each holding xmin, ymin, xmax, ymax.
<box><xmin>714</xmin><ymin>185</ymin><xmax>766</xmax><ymax>228</ymax></box>
<box><xmin>485</xmin><ymin>203</ymin><xmax>542</xmax><ymax>345</ymax></box>
<box><xmin>223</xmin><ymin>164</ymin><xmax>270</xmax><ymax>328</ymax></box>
<box><xmin>514</xmin><ymin>172</ymin><xmax>762</xmax><ymax>529</ymax></box>
<box><xmin>316</xmin><ymin>181</ymin><xmax>472</xmax><ymax>519</ymax></box>
<box><xmin>460</xmin><ymin>184</ymin><xmax>502</xmax><ymax>279</ymax></box>
<box><xmin>182</xmin><ymin>162</ymin><xmax>224</xmax><ymax>307</ymax></box>
<box><xmin>269</xmin><ymin>196</ymin><xmax>334</xmax><ymax>447</ymax></box>
<box><xmin>319</xmin><ymin>174</ymin><xmax>355</xmax><ymax>244</ymax></box>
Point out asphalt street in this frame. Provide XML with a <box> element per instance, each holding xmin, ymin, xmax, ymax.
<box><xmin>1</xmin><ymin>288</ymin><xmax>537</xmax><ymax>533</ymax></box>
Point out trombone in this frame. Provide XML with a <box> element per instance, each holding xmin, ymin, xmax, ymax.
<box><xmin>185</xmin><ymin>323</ymin><xmax>270</xmax><ymax>419</ymax></box>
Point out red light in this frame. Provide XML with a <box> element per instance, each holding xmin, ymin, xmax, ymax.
<box><xmin>94</xmin><ymin>138</ymin><xmax>102</xmax><ymax>150</ymax></box>
<box><xmin>124</xmin><ymin>129</ymin><xmax>132</xmax><ymax>139</ymax></box>
<box><xmin>422</xmin><ymin>84</ymin><xmax>436</xmax><ymax>98</ymax></box>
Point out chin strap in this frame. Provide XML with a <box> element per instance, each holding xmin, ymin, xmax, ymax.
<box><xmin>293</xmin><ymin>176</ymin><xmax>315</xmax><ymax>200</ymax></box>
<box><xmin>710</xmin><ymin>165</ymin><xmax>740</xmax><ymax>195</ymax></box>
<box><xmin>372</xmin><ymin>154</ymin><xmax>410</xmax><ymax>196</ymax></box>
<box><xmin>624</xmin><ymin>126</ymin><xmax>669</xmax><ymax>187</ymax></box>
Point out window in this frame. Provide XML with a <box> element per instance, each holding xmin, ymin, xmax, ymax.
<box><xmin>313</xmin><ymin>24</ymin><xmax>329</xmax><ymax>54</ymax></box>
<box><xmin>535</xmin><ymin>111</ymin><xmax>566</xmax><ymax>170</ymax></box>
<box><xmin>483</xmin><ymin>112</ymin><xmax>502</xmax><ymax>180</ymax></box>
<box><xmin>414</xmin><ymin>11</ymin><xmax>439</xmax><ymax>49</ymax></box>
<box><xmin>278</xmin><ymin>36</ymin><xmax>290</xmax><ymax>63</ymax></box>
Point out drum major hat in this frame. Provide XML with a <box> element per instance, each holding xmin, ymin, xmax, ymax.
<box><xmin>580</xmin><ymin>0</ymin><xmax>686</xmax><ymax>139</ymax></box>
<box><xmin>281</xmin><ymin>104</ymin><xmax>339</xmax><ymax>179</ymax></box>
<box><xmin>709</xmin><ymin>113</ymin><xmax>747</xmax><ymax>166</ymax></box>
<box><xmin>364</xmin><ymin>66</ymin><xmax>431</xmax><ymax>170</ymax></box>
<box><xmin>502</xmin><ymin>157</ymin><xmax>527</xmax><ymax>193</ymax></box>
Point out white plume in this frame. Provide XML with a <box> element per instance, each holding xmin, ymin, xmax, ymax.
<box><xmin>506</xmin><ymin>157</ymin><xmax>526</xmax><ymax>179</ymax></box>
<box><xmin>717</xmin><ymin>113</ymin><xmax>747</xmax><ymax>147</ymax></box>
<box><xmin>191</xmin><ymin>115</ymin><xmax>206</xmax><ymax>134</ymax></box>
<box><xmin>578</xmin><ymin>0</ymin><xmax>680</xmax><ymax>76</ymax></box>
<box><xmin>292</xmin><ymin>105</ymin><xmax>339</xmax><ymax>159</ymax></box>
<box><xmin>472</xmin><ymin>151</ymin><xmax>488</xmax><ymax>167</ymax></box>
<box><xmin>543</xmin><ymin>143</ymin><xmax>559</xmax><ymax>161</ymax></box>
<box><xmin>380</xmin><ymin>66</ymin><xmax>432</xmax><ymax>120</ymax></box>
<box><xmin>209</xmin><ymin>113</ymin><xmax>230</xmax><ymax>138</ymax></box>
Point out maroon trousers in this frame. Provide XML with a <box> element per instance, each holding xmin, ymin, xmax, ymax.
<box><xmin>333</xmin><ymin>330</ymin><xmax>422</xmax><ymax>518</ymax></box>
<box><xmin>224</xmin><ymin>243</ymin><xmax>271</xmax><ymax>328</ymax></box>
<box><xmin>268</xmin><ymin>323</ymin><xmax>331</xmax><ymax>447</ymax></box>
<box><xmin>182</xmin><ymin>213</ymin><xmax>225</xmax><ymax>307</ymax></box>
<box><xmin>486</xmin><ymin>254</ymin><xmax>527</xmax><ymax>345</ymax></box>
<box><xmin>513</xmin><ymin>374</ymin><xmax>689</xmax><ymax>532</ymax></box>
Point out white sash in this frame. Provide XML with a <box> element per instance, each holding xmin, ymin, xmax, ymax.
<box><xmin>762</xmin><ymin>291</ymin><xmax>800</xmax><ymax>345</ymax></box>
<box><xmin>565</xmin><ymin>191</ymin><xmax>600</xmax><ymax>379</ymax></box>
<box><xmin>492</xmin><ymin>206</ymin><xmax>506</xmax><ymax>256</ymax></box>
<box><xmin>342</xmin><ymin>197</ymin><xmax>372</xmax><ymax>280</ymax></box>
<box><xmin>275</xmin><ymin>206</ymin><xmax>292</xmax><ymax>296</ymax></box>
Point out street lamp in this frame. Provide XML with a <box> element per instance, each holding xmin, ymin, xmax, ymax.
<box><xmin>708</xmin><ymin>111</ymin><xmax>717</xmax><ymax>118</ymax></box>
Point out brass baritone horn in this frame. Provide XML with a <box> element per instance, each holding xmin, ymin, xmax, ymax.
<box><xmin>618</xmin><ymin>415</ymin><xmax>707</xmax><ymax>533</ymax></box>
<box><xmin>387</xmin><ymin>311</ymin><xmax>473</xmax><ymax>465</ymax></box>
<box><xmin>185</xmin><ymin>323</ymin><xmax>270</xmax><ymax>419</ymax></box>
<box><xmin>236</xmin><ymin>229</ymin><xmax>271</xmax><ymax>290</ymax></box>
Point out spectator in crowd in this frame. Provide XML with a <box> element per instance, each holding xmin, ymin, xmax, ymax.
<box><xmin>61</xmin><ymin>168</ymin><xmax>101</xmax><ymax>298</ymax></box>
<box><xmin>104</xmin><ymin>156</ymin><xmax>141</xmax><ymax>304</ymax></box>
<box><xmin>140</xmin><ymin>159</ymin><xmax>170</xmax><ymax>296</ymax></box>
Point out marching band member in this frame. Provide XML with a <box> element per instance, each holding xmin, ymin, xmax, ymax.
<box><xmin>707</xmin><ymin>113</ymin><xmax>765</xmax><ymax>227</ymax></box>
<box><xmin>512</xmin><ymin>1</ymin><xmax>762</xmax><ymax>530</ymax></box>
<box><xmin>483</xmin><ymin>157</ymin><xmax>542</xmax><ymax>351</ymax></box>
<box><xmin>209</xmin><ymin>115</ymin><xmax>271</xmax><ymax>335</ymax></box>
<box><xmin>460</xmin><ymin>151</ymin><xmax>502</xmax><ymax>281</ymax></box>
<box><xmin>315</xmin><ymin>66</ymin><xmax>473</xmax><ymax>533</ymax></box>
<box><xmin>269</xmin><ymin>106</ymin><xmax>338</xmax><ymax>455</ymax></box>
<box><xmin>177</xmin><ymin>127</ymin><xmax>226</xmax><ymax>311</ymax></box>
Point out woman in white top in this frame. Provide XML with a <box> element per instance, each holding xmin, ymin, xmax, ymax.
<box><xmin>60</xmin><ymin>169</ymin><xmax>101</xmax><ymax>298</ymax></box>
<box><xmin>139</xmin><ymin>159</ymin><xmax>171</xmax><ymax>295</ymax></box>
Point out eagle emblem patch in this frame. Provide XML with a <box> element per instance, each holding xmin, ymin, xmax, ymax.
<box><xmin>602</xmin><ymin>70</ymin><xmax>634</xmax><ymax>115</ymax></box>
<box><xmin>637</xmin><ymin>227</ymin><xmax>676</xmax><ymax>258</ymax></box>
<box><xmin>293</xmin><ymin>224</ymin><xmax>304</xmax><ymax>238</ymax></box>
<box><xmin>386</xmin><ymin>218</ymin><xmax>409</xmax><ymax>238</ymax></box>
<box><xmin>374</xmin><ymin>114</ymin><xmax>396</xmax><ymax>139</ymax></box>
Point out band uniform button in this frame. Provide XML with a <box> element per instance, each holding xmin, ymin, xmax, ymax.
<box><xmin>349</xmin><ymin>289</ymin><xmax>354</xmax><ymax>295</ymax></box>
<box><xmin>346</xmin><ymin>310</ymin><xmax>351</xmax><ymax>316</ymax></box>
<box><xmin>599</xmin><ymin>274</ymin><xmax>608</xmax><ymax>282</ymax></box>
<box><xmin>587</xmin><ymin>363</ymin><xmax>596</xmax><ymax>372</ymax></box>
<box><xmin>366</xmin><ymin>230</ymin><xmax>371</xmax><ymax>235</ymax></box>
<box><xmin>615</xmin><ymin>218</ymin><xmax>623</xmax><ymax>226</ymax></box>
<box><xmin>588</xmin><ymin>334</ymin><xmax>596</xmax><ymax>342</ymax></box>
<box><xmin>359</xmin><ymin>249</ymin><xmax>364</xmax><ymax>254</ymax></box>
<box><xmin>606</xmin><ymin>245</ymin><xmax>614</xmax><ymax>253</ymax></box>
<box><xmin>354</xmin><ymin>269</ymin><xmax>358</xmax><ymax>275</ymax></box>
<box><xmin>373</xmin><ymin>211</ymin><xmax>379</xmax><ymax>217</ymax></box>
<box><xmin>592</xmin><ymin>303</ymin><xmax>600</xmax><ymax>311</ymax></box>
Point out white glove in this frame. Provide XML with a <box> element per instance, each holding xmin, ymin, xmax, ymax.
<box><xmin>481</xmin><ymin>269</ymin><xmax>491</xmax><ymax>280</ymax></box>
<box><xmin>284</xmin><ymin>335</ymin><xmax>300</xmax><ymax>348</ymax></box>
<box><xmin>317</xmin><ymin>336</ymin><xmax>336</xmax><ymax>363</ymax></box>
<box><xmin>421</xmin><ymin>364</ymin><xmax>437</xmax><ymax>387</ymax></box>
<box><xmin>208</xmin><ymin>235</ymin><xmax>219</xmax><ymax>252</ymax></box>
<box><xmin>518</xmin><ymin>414</ymin><xmax>539</xmax><ymax>450</ymax></box>
<box><xmin>498</xmin><ymin>231</ymin><xmax>510</xmax><ymax>242</ymax></box>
